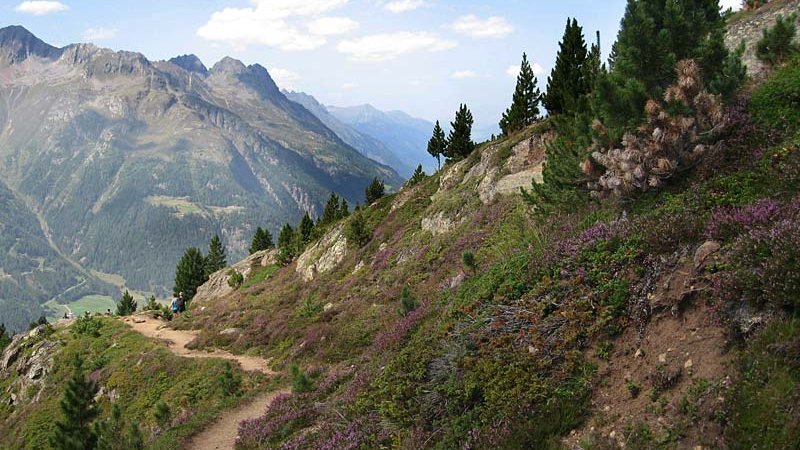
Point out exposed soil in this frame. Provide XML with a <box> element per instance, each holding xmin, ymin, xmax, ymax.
<box><xmin>121</xmin><ymin>314</ymin><xmax>285</xmax><ymax>450</ymax></box>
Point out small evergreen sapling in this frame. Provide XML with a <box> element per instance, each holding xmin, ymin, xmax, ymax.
<box><xmin>116</xmin><ymin>290</ymin><xmax>137</xmax><ymax>316</ymax></box>
<box><xmin>462</xmin><ymin>251</ymin><xmax>477</xmax><ymax>274</ymax></box>
<box><xmin>407</xmin><ymin>165</ymin><xmax>426</xmax><ymax>186</ymax></box>
<box><xmin>95</xmin><ymin>404</ymin><xmax>144</xmax><ymax>450</ymax></box>
<box><xmin>227</xmin><ymin>269</ymin><xmax>244</xmax><ymax>288</ymax></box>
<box><xmin>399</xmin><ymin>286</ymin><xmax>418</xmax><ymax>316</ymax></box>
<box><xmin>50</xmin><ymin>355</ymin><xmax>99</xmax><ymax>450</ymax></box>
<box><xmin>345</xmin><ymin>210</ymin><xmax>371</xmax><ymax>247</ymax></box>
<box><xmin>756</xmin><ymin>14</ymin><xmax>798</xmax><ymax>67</ymax></box>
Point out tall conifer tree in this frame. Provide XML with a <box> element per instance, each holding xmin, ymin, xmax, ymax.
<box><xmin>204</xmin><ymin>234</ymin><xmax>227</xmax><ymax>276</ymax></box>
<box><xmin>298</xmin><ymin>212</ymin><xmax>315</xmax><ymax>244</ymax></box>
<box><xmin>249</xmin><ymin>227</ymin><xmax>274</xmax><ymax>254</ymax></box>
<box><xmin>446</xmin><ymin>104</ymin><xmax>475</xmax><ymax>160</ymax></box>
<box><xmin>173</xmin><ymin>247</ymin><xmax>207</xmax><ymax>301</ymax></box>
<box><xmin>499</xmin><ymin>53</ymin><xmax>542</xmax><ymax>135</ymax></box>
<box><xmin>427</xmin><ymin>121</ymin><xmax>447</xmax><ymax>170</ymax></box>
<box><xmin>545</xmin><ymin>19</ymin><xmax>590</xmax><ymax>115</ymax></box>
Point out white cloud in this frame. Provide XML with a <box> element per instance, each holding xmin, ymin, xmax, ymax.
<box><xmin>449</xmin><ymin>14</ymin><xmax>514</xmax><ymax>38</ymax></box>
<box><xmin>341</xmin><ymin>82</ymin><xmax>358</xmax><ymax>90</ymax></box>
<box><xmin>337</xmin><ymin>31</ymin><xmax>456</xmax><ymax>62</ymax></box>
<box><xmin>252</xmin><ymin>0</ymin><xmax>349</xmax><ymax>19</ymax></box>
<box><xmin>385</xmin><ymin>0</ymin><xmax>425</xmax><ymax>13</ymax></box>
<box><xmin>197</xmin><ymin>0</ymin><xmax>353</xmax><ymax>50</ymax></box>
<box><xmin>82</xmin><ymin>27</ymin><xmax>117</xmax><ymax>41</ymax></box>
<box><xmin>14</xmin><ymin>1</ymin><xmax>67</xmax><ymax>15</ymax></box>
<box><xmin>307</xmin><ymin>17</ymin><xmax>358</xmax><ymax>35</ymax></box>
<box><xmin>506</xmin><ymin>62</ymin><xmax>544</xmax><ymax>78</ymax></box>
<box><xmin>269</xmin><ymin>67</ymin><xmax>300</xmax><ymax>89</ymax></box>
<box><xmin>451</xmin><ymin>70</ymin><xmax>478</xmax><ymax>79</ymax></box>
<box><xmin>719</xmin><ymin>0</ymin><xmax>742</xmax><ymax>11</ymax></box>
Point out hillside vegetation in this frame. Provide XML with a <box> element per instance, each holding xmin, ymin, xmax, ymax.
<box><xmin>169</xmin><ymin>5</ymin><xmax>800</xmax><ymax>449</ymax></box>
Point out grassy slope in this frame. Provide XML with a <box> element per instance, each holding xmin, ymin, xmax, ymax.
<box><xmin>0</xmin><ymin>318</ymin><xmax>270</xmax><ymax>450</ymax></box>
<box><xmin>175</xmin><ymin>59</ymin><xmax>800</xmax><ymax>449</ymax></box>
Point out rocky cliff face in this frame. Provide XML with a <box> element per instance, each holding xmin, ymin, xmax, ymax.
<box><xmin>725</xmin><ymin>0</ymin><xmax>800</xmax><ymax>76</ymax></box>
<box><xmin>0</xmin><ymin>26</ymin><xmax>401</xmax><ymax>297</ymax></box>
<box><xmin>1</xmin><ymin>325</ymin><xmax>60</xmax><ymax>407</ymax></box>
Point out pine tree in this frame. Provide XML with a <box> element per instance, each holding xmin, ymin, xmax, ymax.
<box><xmin>204</xmin><ymin>234</ymin><xmax>227</xmax><ymax>276</ymax></box>
<box><xmin>173</xmin><ymin>247</ymin><xmax>207</xmax><ymax>302</ymax></box>
<box><xmin>0</xmin><ymin>323</ymin><xmax>10</xmax><ymax>353</ymax></box>
<box><xmin>365</xmin><ymin>177</ymin><xmax>386</xmax><ymax>204</ymax></box>
<box><xmin>426</xmin><ymin>121</ymin><xmax>447</xmax><ymax>170</ymax></box>
<box><xmin>50</xmin><ymin>355</ymin><xmax>99</xmax><ymax>450</ymax></box>
<box><xmin>298</xmin><ymin>212</ymin><xmax>315</xmax><ymax>245</ymax></box>
<box><xmin>339</xmin><ymin>199</ymin><xmax>350</xmax><ymax>219</ymax></box>
<box><xmin>116</xmin><ymin>290</ymin><xmax>137</xmax><ymax>316</ymax></box>
<box><xmin>321</xmin><ymin>193</ymin><xmax>342</xmax><ymax>225</ymax></box>
<box><xmin>345</xmin><ymin>210</ymin><xmax>371</xmax><ymax>247</ymax></box>
<box><xmin>756</xmin><ymin>14</ymin><xmax>798</xmax><ymax>66</ymax></box>
<box><xmin>249</xmin><ymin>227</ymin><xmax>274</xmax><ymax>254</ymax></box>
<box><xmin>499</xmin><ymin>53</ymin><xmax>542</xmax><ymax>135</ymax></box>
<box><xmin>407</xmin><ymin>164</ymin><xmax>426</xmax><ymax>186</ymax></box>
<box><xmin>593</xmin><ymin>0</ymin><xmax>734</xmax><ymax>138</ymax></box>
<box><xmin>445</xmin><ymin>104</ymin><xmax>475</xmax><ymax>161</ymax></box>
<box><xmin>399</xmin><ymin>286</ymin><xmax>418</xmax><ymax>316</ymax></box>
<box><xmin>95</xmin><ymin>404</ymin><xmax>144</xmax><ymax>450</ymax></box>
<box><xmin>278</xmin><ymin>223</ymin><xmax>295</xmax><ymax>249</ymax></box>
<box><xmin>544</xmin><ymin>19</ymin><xmax>591</xmax><ymax>116</ymax></box>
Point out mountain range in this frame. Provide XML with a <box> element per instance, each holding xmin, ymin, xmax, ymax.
<box><xmin>0</xmin><ymin>25</ymin><xmax>403</xmax><ymax>329</ymax></box>
<box><xmin>284</xmin><ymin>91</ymin><xmax>437</xmax><ymax>177</ymax></box>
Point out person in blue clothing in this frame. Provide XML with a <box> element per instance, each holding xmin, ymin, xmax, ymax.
<box><xmin>170</xmin><ymin>292</ymin><xmax>180</xmax><ymax>317</ymax></box>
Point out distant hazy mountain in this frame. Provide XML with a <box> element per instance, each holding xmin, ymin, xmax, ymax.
<box><xmin>283</xmin><ymin>91</ymin><xmax>416</xmax><ymax>177</ymax></box>
<box><xmin>0</xmin><ymin>25</ymin><xmax>402</xmax><ymax>302</ymax></box>
<box><xmin>327</xmin><ymin>104</ymin><xmax>438</xmax><ymax>174</ymax></box>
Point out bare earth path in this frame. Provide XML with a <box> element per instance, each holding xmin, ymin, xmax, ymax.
<box><xmin>122</xmin><ymin>315</ymin><xmax>287</xmax><ymax>450</ymax></box>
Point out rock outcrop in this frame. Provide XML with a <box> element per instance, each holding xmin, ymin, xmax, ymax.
<box><xmin>725</xmin><ymin>0</ymin><xmax>800</xmax><ymax>76</ymax></box>
<box><xmin>193</xmin><ymin>250</ymin><xmax>276</xmax><ymax>303</ymax></box>
<box><xmin>296</xmin><ymin>225</ymin><xmax>348</xmax><ymax>282</ymax></box>
<box><xmin>1</xmin><ymin>325</ymin><xmax>59</xmax><ymax>406</ymax></box>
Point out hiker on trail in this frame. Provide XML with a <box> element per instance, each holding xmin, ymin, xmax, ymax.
<box><xmin>170</xmin><ymin>292</ymin><xmax>180</xmax><ymax>317</ymax></box>
<box><xmin>177</xmin><ymin>292</ymin><xmax>186</xmax><ymax>314</ymax></box>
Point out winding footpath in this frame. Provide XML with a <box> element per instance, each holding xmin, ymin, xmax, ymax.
<box><xmin>122</xmin><ymin>315</ymin><xmax>287</xmax><ymax>450</ymax></box>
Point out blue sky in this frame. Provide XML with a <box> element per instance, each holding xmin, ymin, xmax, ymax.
<box><xmin>2</xmin><ymin>0</ymin><xmax>741</xmax><ymax>132</ymax></box>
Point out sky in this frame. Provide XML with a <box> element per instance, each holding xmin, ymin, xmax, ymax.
<box><xmin>2</xmin><ymin>0</ymin><xmax>742</xmax><ymax>132</ymax></box>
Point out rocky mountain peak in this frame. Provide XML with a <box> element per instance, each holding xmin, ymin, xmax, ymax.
<box><xmin>0</xmin><ymin>25</ymin><xmax>61</xmax><ymax>66</ymax></box>
<box><xmin>210</xmin><ymin>56</ymin><xmax>247</xmax><ymax>76</ymax></box>
<box><xmin>169</xmin><ymin>54</ymin><xmax>208</xmax><ymax>76</ymax></box>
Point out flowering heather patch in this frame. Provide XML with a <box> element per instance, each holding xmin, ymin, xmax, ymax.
<box><xmin>313</xmin><ymin>415</ymin><xmax>392</xmax><ymax>450</ymax></box>
<box><xmin>705</xmin><ymin>198</ymin><xmax>782</xmax><ymax>241</ymax></box>
<box><xmin>237</xmin><ymin>393</ymin><xmax>317</xmax><ymax>448</ymax></box>
<box><xmin>373</xmin><ymin>301</ymin><xmax>429</xmax><ymax>353</ymax></box>
<box><xmin>711</xmin><ymin>195</ymin><xmax>800</xmax><ymax>310</ymax></box>
<box><xmin>547</xmin><ymin>215</ymin><xmax>630</xmax><ymax>266</ymax></box>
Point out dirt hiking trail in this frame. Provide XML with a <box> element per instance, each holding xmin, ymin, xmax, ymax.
<box><xmin>121</xmin><ymin>315</ymin><xmax>287</xmax><ymax>450</ymax></box>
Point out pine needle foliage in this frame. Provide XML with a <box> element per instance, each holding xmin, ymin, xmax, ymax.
<box><xmin>50</xmin><ymin>355</ymin><xmax>100</xmax><ymax>450</ymax></box>
<box><xmin>500</xmin><ymin>53</ymin><xmax>542</xmax><ymax>136</ymax></box>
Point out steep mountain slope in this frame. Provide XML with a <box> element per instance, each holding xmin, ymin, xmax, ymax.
<box><xmin>283</xmin><ymin>90</ymin><xmax>416</xmax><ymax>177</ymax></box>
<box><xmin>163</xmin><ymin>58</ymin><xmax>799</xmax><ymax>448</ymax></box>
<box><xmin>0</xmin><ymin>26</ymin><xmax>402</xmax><ymax>295</ymax></box>
<box><xmin>328</xmin><ymin>103</ymin><xmax>438</xmax><ymax>173</ymax></box>
<box><xmin>0</xmin><ymin>180</ymin><xmax>114</xmax><ymax>331</ymax></box>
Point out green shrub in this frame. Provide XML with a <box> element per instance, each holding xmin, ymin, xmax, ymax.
<box><xmin>756</xmin><ymin>14</ymin><xmax>798</xmax><ymax>67</ymax></box>
<box><xmin>227</xmin><ymin>269</ymin><xmax>244</xmax><ymax>288</ymax></box>
<box><xmin>461</xmin><ymin>251</ymin><xmax>477</xmax><ymax>273</ymax></box>
<box><xmin>296</xmin><ymin>295</ymin><xmax>323</xmax><ymax>319</ymax></box>
<box><xmin>217</xmin><ymin>362</ymin><xmax>242</xmax><ymax>396</ymax></box>
<box><xmin>345</xmin><ymin>211</ymin><xmax>371</xmax><ymax>247</ymax></box>
<box><xmin>750</xmin><ymin>57</ymin><xmax>800</xmax><ymax>137</ymax></box>
<box><xmin>398</xmin><ymin>286</ymin><xmax>418</xmax><ymax>316</ymax></box>
<box><xmin>153</xmin><ymin>401</ymin><xmax>171</xmax><ymax>428</ymax></box>
<box><xmin>72</xmin><ymin>313</ymin><xmax>102</xmax><ymax>338</ymax></box>
<box><xmin>291</xmin><ymin>364</ymin><xmax>313</xmax><ymax>393</ymax></box>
